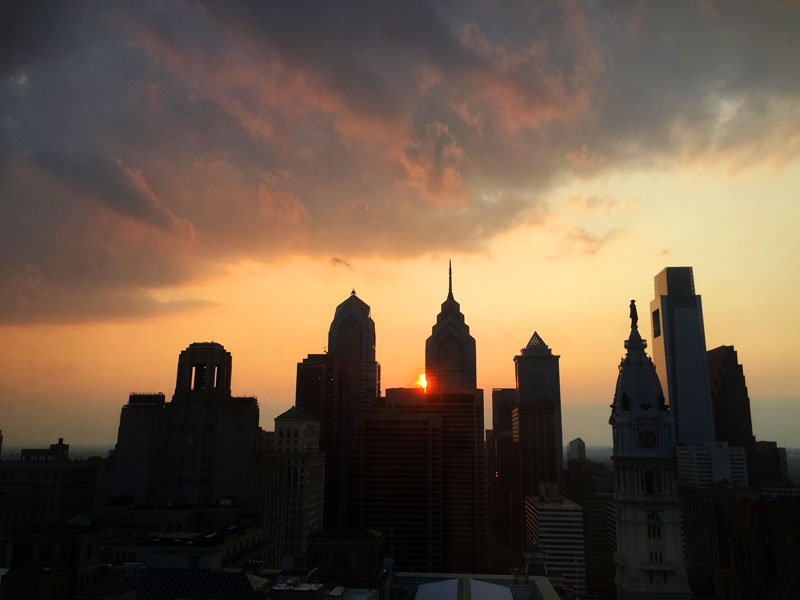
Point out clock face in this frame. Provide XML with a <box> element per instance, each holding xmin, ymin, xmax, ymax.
<box><xmin>639</xmin><ymin>429</ymin><xmax>657</xmax><ymax>448</ymax></box>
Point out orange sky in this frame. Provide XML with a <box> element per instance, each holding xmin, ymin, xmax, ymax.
<box><xmin>1</xmin><ymin>2</ymin><xmax>799</xmax><ymax>450</ymax></box>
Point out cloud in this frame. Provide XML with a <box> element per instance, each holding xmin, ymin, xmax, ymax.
<box><xmin>330</xmin><ymin>257</ymin><xmax>353</xmax><ymax>270</ymax></box>
<box><xmin>554</xmin><ymin>227</ymin><xmax>620</xmax><ymax>258</ymax></box>
<box><xmin>1</xmin><ymin>0</ymin><xmax>798</xmax><ymax>322</ymax></box>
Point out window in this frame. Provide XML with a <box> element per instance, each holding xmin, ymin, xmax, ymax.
<box><xmin>647</xmin><ymin>513</ymin><xmax>662</xmax><ymax>540</ymax></box>
<box><xmin>652</xmin><ymin>310</ymin><xmax>661</xmax><ymax>338</ymax></box>
<box><xmin>644</xmin><ymin>470</ymin><xmax>656</xmax><ymax>494</ymax></box>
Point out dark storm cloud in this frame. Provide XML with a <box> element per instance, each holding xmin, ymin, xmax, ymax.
<box><xmin>1</xmin><ymin>0</ymin><xmax>798</xmax><ymax>323</ymax></box>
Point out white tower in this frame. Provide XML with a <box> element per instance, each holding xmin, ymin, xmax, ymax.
<box><xmin>609</xmin><ymin>300</ymin><xmax>690</xmax><ymax>600</ymax></box>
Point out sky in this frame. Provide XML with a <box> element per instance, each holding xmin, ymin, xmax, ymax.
<box><xmin>1</xmin><ymin>1</ymin><xmax>799</xmax><ymax>450</ymax></box>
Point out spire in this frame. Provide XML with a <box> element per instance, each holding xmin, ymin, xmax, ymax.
<box><xmin>522</xmin><ymin>331</ymin><xmax>552</xmax><ymax>356</ymax></box>
<box><xmin>448</xmin><ymin>260</ymin><xmax>453</xmax><ymax>299</ymax></box>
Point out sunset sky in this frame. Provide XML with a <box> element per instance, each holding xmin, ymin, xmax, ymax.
<box><xmin>1</xmin><ymin>1</ymin><xmax>799</xmax><ymax>450</ymax></box>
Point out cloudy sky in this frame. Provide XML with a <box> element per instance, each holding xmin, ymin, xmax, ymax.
<box><xmin>2</xmin><ymin>0</ymin><xmax>799</xmax><ymax>449</ymax></box>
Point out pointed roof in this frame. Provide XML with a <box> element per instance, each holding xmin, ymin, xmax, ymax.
<box><xmin>275</xmin><ymin>405</ymin><xmax>318</xmax><ymax>422</ymax></box>
<box><xmin>522</xmin><ymin>331</ymin><xmax>552</xmax><ymax>356</ymax></box>
<box><xmin>332</xmin><ymin>290</ymin><xmax>371</xmax><ymax>320</ymax></box>
<box><xmin>611</xmin><ymin>300</ymin><xmax>666</xmax><ymax>413</ymax></box>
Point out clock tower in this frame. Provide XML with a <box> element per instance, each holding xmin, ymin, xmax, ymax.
<box><xmin>609</xmin><ymin>300</ymin><xmax>690</xmax><ymax>600</ymax></box>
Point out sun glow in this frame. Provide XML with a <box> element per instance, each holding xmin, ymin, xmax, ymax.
<box><xmin>416</xmin><ymin>373</ymin><xmax>428</xmax><ymax>391</ymax></box>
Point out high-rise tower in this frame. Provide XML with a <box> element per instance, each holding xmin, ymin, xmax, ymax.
<box><xmin>514</xmin><ymin>331</ymin><xmax>564</xmax><ymax>495</ymax></box>
<box><xmin>328</xmin><ymin>290</ymin><xmax>381</xmax><ymax>414</ymax></box>
<box><xmin>425</xmin><ymin>262</ymin><xmax>476</xmax><ymax>392</ymax></box>
<box><xmin>610</xmin><ymin>301</ymin><xmax>690</xmax><ymax>600</ymax></box>
<box><xmin>295</xmin><ymin>291</ymin><xmax>380</xmax><ymax>527</ymax></box>
<box><xmin>649</xmin><ymin>267</ymin><xmax>715</xmax><ymax>445</ymax></box>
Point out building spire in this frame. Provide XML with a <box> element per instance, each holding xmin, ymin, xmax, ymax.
<box><xmin>448</xmin><ymin>260</ymin><xmax>453</xmax><ymax>299</ymax></box>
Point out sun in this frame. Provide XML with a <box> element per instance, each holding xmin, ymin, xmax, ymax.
<box><xmin>416</xmin><ymin>373</ymin><xmax>428</xmax><ymax>391</ymax></box>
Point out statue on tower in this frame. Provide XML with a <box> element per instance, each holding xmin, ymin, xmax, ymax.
<box><xmin>629</xmin><ymin>299</ymin><xmax>638</xmax><ymax>328</ymax></box>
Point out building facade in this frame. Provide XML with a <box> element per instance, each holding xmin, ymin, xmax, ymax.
<box><xmin>514</xmin><ymin>331</ymin><xmax>564</xmax><ymax>498</ymax></box>
<box><xmin>425</xmin><ymin>263</ymin><xmax>477</xmax><ymax>393</ymax></box>
<box><xmin>274</xmin><ymin>406</ymin><xmax>325</xmax><ymax>564</ymax></box>
<box><xmin>524</xmin><ymin>488</ymin><xmax>587</xmax><ymax>598</ymax></box>
<box><xmin>609</xmin><ymin>301</ymin><xmax>690</xmax><ymax>600</ymax></box>
<box><xmin>649</xmin><ymin>267</ymin><xmax>716</xmax><ymax>446</ymax></box>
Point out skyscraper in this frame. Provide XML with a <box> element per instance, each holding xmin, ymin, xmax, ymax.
<box><xmin>514</xmin><ymin>331</ymin><xmax>564</xmax><ymax>498</ymax></box>
<box><xmin>609</xmin><ymin>301</ymin><xmax>690</xmax><ymax>599</ymax></box>
<box><xmin>707</xmin><ymin>345</ymin><xmax>757</xmax><ymax>482</ymax></box>
<box><xmin>274</xmin><ymin>406</ymin><xmax>325</xmax><ymax>564</ymax></box>
<box><xmin>649</xmin><ymin>267</ymin><xmax>716</xmax><ymax>445</ymax></box>
<box><xmin>425</xmin><ymin>262</ymin><xmax>476</xmax><ymax>392</ymax></box>
<box><xmin>296</xmin><ymin>291</ymin><xmax>381</xmax><ymax>527</ymax></box>
<box><xmin>328</xmin><ymin>289</ymin><xmax>381</xmax><ymax>414</ymax></box>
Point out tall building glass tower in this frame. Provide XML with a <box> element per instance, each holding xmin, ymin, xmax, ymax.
<box><xmin>649</xmin><ymin>267</ymin><xmax>715</xmax><ymax>445</ymax></box>
<box><xmin>513</xmin><ymin>331</ymin><xmax>564</xmax><ymax>495</ymax></box>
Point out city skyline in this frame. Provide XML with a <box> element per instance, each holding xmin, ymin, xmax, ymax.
<box><xmin>1</xmin><ymin>2</ymin><xmax>799</xmax><ymax>449</ymax></box>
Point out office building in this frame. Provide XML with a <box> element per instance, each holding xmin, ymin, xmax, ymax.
<box><xmin>0</xmin><ymin>438</ymin><xmax>102</xmax><ymax>557</ymax></box>
<box><xmin>353</xmin><ymin>397</ymin><xmax>443</xmax><ymax>572</ymax></box>
<box><xmin>609</xmin><ymin>300</ymin><xmax>690</xmax><ymax>599</ymax></box>
<box><xmin>676</xmin><ymin>441</ymin><xmax>748</xmax><ymax>487</ymax></box>
<box><xmin>98</xmin><ymin>342</ymin><xmax>288</xmax><ymax>566</ymax></box>
<box><xmin>524</xmin><ymin>485</ymin><xmax>586</xmax><ymax>598</ymax></box>
<box><xmin>296</xmin><ymin>291</ymin><xmax>380</xmax><ymax>527</ymax></box>
<box><xmin>649</xmin><ymin>267</ymin><xmax>716</xmax><ymax>445</ymax></box>
<box><xmin>514</xmin><ymin>331</ymin><xmax>564</xmax><ymax>498</ymax></box>
<box><xmin>567</xmin><ymin>438</ymin><xmax>586</xmax><ymax>462</ymax></box>
<box><xmin>274</xmin><ymin>406</ymin><xmax>325</xmax><ymax>565</ymax></box>
<box><xmin>489</xmin><ymin>388</ymin><xmax>520</xmax><ymax>548</ymax></box>
<box><xmin>707</xmin><ymin>345</ymin><xmax>757</xmax><ymax>481</ymax></box>
<box><xmin>425</xmin><ymin>262</ymin><xmax>477</xmax><ymax>392</ymax></box>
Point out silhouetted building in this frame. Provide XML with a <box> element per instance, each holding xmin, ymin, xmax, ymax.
<box><xmin>609</xmin><ymin>301</ymin><xmax>690</xmax><ymax>599</ymax></box>
<box><xmin>514</xmin><ymin>331</ymin><xmax>564</xmax><ymax>500</ymax></box>
<box><xmin>425</xmin><ymin>263</ymin><xmax>476</xmax><ymax>392</ymax></box>
<box><xmin>676</xmin><ymin>441</ymin><xmax>748</xmax><ymax>487</ymax></box>
<box><xmin>489</xmin><ymin>388</ymin><xmax>520</xmax><ymax>549</ymax></box>
<box><xmin>296</xmin><ymin>291</ymin><xmax>381</xmax><ymax>528</ymax></box>
<box><xmin>708</xmin><ymin>345</ymin><xmax>757</xmax><ymax>482</ymax></box>
<box><xmin>0</xmin><ymin>522</ymin><xmax>103</xmax><ymax>599</ymax></box>
<box><xmin>716</xmin><ymin>497</ymin><xmax>800</xmax><ymax>600</ymax></box>
<box><xmin>567</xmin><ymin>438</ymin><xmax>586</xmax><ymax>462</ymax></box>
<box><xmin>754</xmin><ymin>440</ymin><xmax>789</xmax><ymax>484</ymax></box>
<box><xmin>274</xmin><ymin>406</ymin><xmax>325</xmax><ymax>566</ymax></box>
<box><xmin>0</xmin><ymin>438</ymin><xmax>102</xmax><ymax>548</ymax></box>
<box><xmin>328</xmin><ymin>289</ymin><xmax>381</xmax><ymax>414</ymax></box>
<box><xmin>524</xmin><ymin>484</ymin><xmax>586</xmax><ymax>598</ymax></box>
<box><xmin>679</xmin><ymin>485</ymin><xmax>719</xmax><ymax>598</ymax></box>
<box><xmin>355</xmin><ymin>387</ymin><xmax>485</xmax><ymax>573</ymax></box>
<box><xmin>353</xmin><ymin>393</ymin><xmax>443</xmax><ymax>572</ymax></box>
<box><xmin>97</xmin><ymin>342</ymin><xmax>288</xmax><ymax>567</ymax></box>
<box><xmin>650</xmin><ymin>267</ymin><xmax>716</xmax><ymax>445</ymax></box>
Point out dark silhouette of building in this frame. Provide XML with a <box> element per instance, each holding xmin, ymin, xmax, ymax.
<box><xmin>488</xmin><ymin>389</ymin><xmax>520</xmax><ymax>552</ymax></box>
<box><xmin>296</xmin><ymin>291</ymin><xmax>381</xmax><ymax>528</ymax></box>
<box><xmin>514</xmin><ymin>331</ymin><xmax>564</xmax><ymax>501</ymax></box>
<box><xmin>708</xmin><ymin>345</ymin><xmax>757</xmax><ymax>483</ymax></box>
<box><xmin>328</xmin><ymin>289</ymin><xmax>381</xmax><ymax>414</ymax></box>
<box><xmin>97</xmin><ymin>342</ymin><xmax>288</xmax><ymax>567</ymax></box>
<box><xmin>425</xmin><ymin>263</ymin><xmax>476</xmax><ymax>393</ymax></box>
<box><xmin>354</xmin><ymin>386</ymin><xmax>486</xmax><ymax>573</ymax></box>
<box><xmin>649</xmin><ymin>267</ymin><xmax>716</xmax><ymax>445</ymax></box>
<box><xmin>274</xmin><ymin>406</ymin><xmax>325</xmax><ymax>566</ymax></box>
<box><xmin>754</xmin><ymin>440</ymin><xmax>789</xmax><ymax>484</ymax></box>
<box><xmin>715</xmin><ymin>497</ymin><xmax>800</xmax><ymax>600</ymax></box>
<box><xmin>0</xmin><ymin>522</ymin><xmax>103</xmax><ymax>599</ymax></box>
<box><xmin>609</xmin><ymin>301</ymin><xmax>690</xmax><ymax>599</ymax></box>
<box><xmin>0</xmin><ymin>438</ymin><xmax>102</xmax><ymax>564</ymax></box>
<box><xmin>353</xmin><ymin>393</ymin><xmax>442</xmax><ymax>572</ymax></box>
